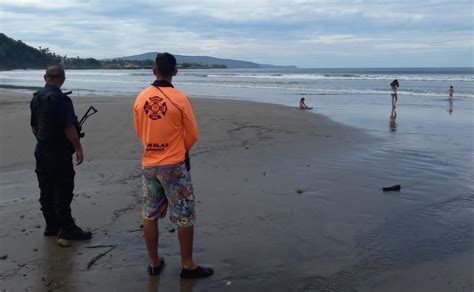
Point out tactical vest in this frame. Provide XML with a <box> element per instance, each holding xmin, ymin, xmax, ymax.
<box><xmin>31</xmin><ymin>87</ymin><xmax>74</xmax><ymax>155</ymax></box>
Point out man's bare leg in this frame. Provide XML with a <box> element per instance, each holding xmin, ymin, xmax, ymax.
<box><xmin>178</xmin><ymin>225</ymin><xmax>197</xmax><ymax>269</ymax></box>
<box><xmin>144</xmin><ymin>219</ymin><xmax>161</xmax><ymax>267</ymax></box>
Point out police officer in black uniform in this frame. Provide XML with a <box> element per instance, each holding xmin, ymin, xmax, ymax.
<box><xmin>30</xmin><ymin>65</ymin><xmax>91</xmax><ymax>240</ymax></box>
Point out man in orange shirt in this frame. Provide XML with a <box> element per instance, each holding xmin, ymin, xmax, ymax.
<box><xmin>133</xmin><ymin>53</ymin><xmax>213</xmax><ymax>278</ymax></box>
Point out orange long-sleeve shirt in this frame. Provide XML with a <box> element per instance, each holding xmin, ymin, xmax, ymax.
<box><xmin>133</xmin><ymin>83</ymin><xmax>198</xmax><ymax>167</ymax></box>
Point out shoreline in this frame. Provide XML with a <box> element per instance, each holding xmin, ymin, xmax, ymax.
<box><xmin>0</xmin><ymin>92</ymin><xmax>472</xmax><ymax>291</ymax></box>
<box><xmin>0</xmin><ymin>88</ymin><xmax>369</xmax><ymax>171</ymax></box>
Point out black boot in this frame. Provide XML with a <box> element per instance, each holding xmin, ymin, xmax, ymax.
<box><xmin>42</xmin><ymin>212</ymin><xmax>60</xmax><ymax>236</ymax></box>
<box><xmin>44</xmin><ymin>225</ymin><xmax>60</xmax><ymax>236</ymax></box>
<box><xmin>58</xmin><ymin>221</ymin><xmax>92</xmax><ymax>240</ymax></box>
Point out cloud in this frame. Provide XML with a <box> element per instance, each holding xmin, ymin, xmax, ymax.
<box><xmin>374</xmin><ymin>43</ymin><xmax>434</xmax><ymax>49</ymax></box>
<box><xmin>302</xmin><ymin>34</ymin><xmax>389</xmax><ymax>44</ymax></box>
<box><xmin>373</xmin><ymin>31</ymin><xmax>474</xmax><ymax>51</ymax></box>
<box><xmin>193</xmin><ymin>39</ymin><xmax>256</xmax><ymax>55</ymax></box>
<box><xmin>2</xmin><ymin>0</ymin><xmax>83</xmax><ymax>9</ymax></box>
<box><xmin>160</xmin><ymin>1</ymin><xmax>434</xmax><ymax>24</ymax></box>
<box><xmin>0</xmin><ymin>0</ymin><xmax>472</xmax><ymax>67</ymax></box>
<box><xmin>375</xmin><ymin>41</ymin><xmax>474</xmax><ymax>50</ymax></box>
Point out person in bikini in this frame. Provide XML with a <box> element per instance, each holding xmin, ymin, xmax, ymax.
<box><xmin>448</xmin><ymin>85</ymin><xmax>454</xmax><ymax>99</ymax></box>
<box><xmin>390</xmin><ymin>79</ymin><xmax>399</xmax><ymax>107</ymax></box>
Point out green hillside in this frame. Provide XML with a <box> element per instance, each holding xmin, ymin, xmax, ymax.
<box><xmin>1</xmin><ymin>34</ymin><xmax>277</xmax><ymax>70</ymax></box>
<box><xmin>0</xmin><ymin>33</ymin><xmax>101</xmax><ymax>70</ymax></box>
<box><xmin>0</xmin><ymin>34</ymin><xmax>224</xmax><ymax>70</ymax></box>
<box><xmin>0</xmin><ymin>33</ymin><xmax>63</xmax><ymax>70</ymax></box>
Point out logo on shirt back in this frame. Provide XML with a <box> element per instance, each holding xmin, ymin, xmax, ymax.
<box><xmin>144</xmin><ymin>96</ymin><xmax>167</xmax><ymax>120</ymax></box>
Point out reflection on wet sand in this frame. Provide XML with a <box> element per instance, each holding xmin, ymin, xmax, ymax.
<box><xmin>180</xmin><ymin>279</ymin><xmax>199</xmax><ymax>292</ymax></box>
<box><xmin>389</xmin><ymin>107</ymin><xmax>397</xmax><ymax>132</ymax></box>
<box><xmin>147</xmin><ymin>275</ymin><xmax>198</xmax><ymax>292</ymax></box>
<box><xmin>41</xmin><ymin>240</ymin><xmax>73</xmax><ymax>291</ymax></box>
<box><xmin>448</xmin><ymin>98</ymin><xmax>453</xmax><ymax>115</ymax></box>
<box><xmin>148</xmin><ymin>276</ymin><xmax>160</xmax><ymax>292</ymax></box>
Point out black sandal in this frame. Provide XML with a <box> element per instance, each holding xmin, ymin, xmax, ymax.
<box><xmin>180</xmin><ymin>266</ymin><xmax>214</xmax><ymax>279</ymax></box>
<box><xmin>148</xmin><ymin>258</ymin><xmax>166</xmax><ymax>275</ymax></box>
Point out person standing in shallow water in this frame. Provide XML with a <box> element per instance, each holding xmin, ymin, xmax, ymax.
<box><xmin>448</xmin><ymin>85</ymin><xmax>454</xmax><ymax>99</ymax></box>
<box><xmin>133</xmin><ymin>52</ymin><xmax>214</xmax><ymax>278</ymax></box>
<box><xmin>390</xmin><ymin>79</ymin><xmax>399</xmax><ymax>108</ymax></box>
<box><xmin>30</xmin><ymin>65</ymin><xmax>92</xmax><ymax>240</ymax></box>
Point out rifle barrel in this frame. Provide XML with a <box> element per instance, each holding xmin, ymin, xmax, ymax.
<box><xmin>79</xmin><ymin>106</ymin><xmax>98</xmax><ymax>126</ymax></box>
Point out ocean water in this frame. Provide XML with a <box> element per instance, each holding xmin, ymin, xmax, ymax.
<box><xmin>1</xmin><ymin>67</ymin><xmax>473</xmax><ymax>99</ymax></box>
<box><xmin>1</xmin><ymin>67</ymin><xmax>473</xmax><ymax>197</ymax></box>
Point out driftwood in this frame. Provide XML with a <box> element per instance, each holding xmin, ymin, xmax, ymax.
<box><xmin>85</xmin><ymin>244</ymin><xmax>116</xmax><ymax>249</ymax></box>
<box><xmin>382</xmin><ymin>184</ymin><xmax>401</xmax><ymax>192</ymax></box>
<box><xmin>128</xmin><ymin>228</ymin><xmax>142</xmax><ymax>233</ymax></box>
<box><xmin>86</xmin><ymin>245</ymin><xmax>117</xmax><ymax>270</ymax></box>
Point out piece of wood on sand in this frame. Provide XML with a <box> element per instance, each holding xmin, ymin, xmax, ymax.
<box><xmin>86</xmin><ymin>245</ymin><xmax>117</xmax><ymax>270</ymax></box>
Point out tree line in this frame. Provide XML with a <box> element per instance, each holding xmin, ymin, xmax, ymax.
<box><xmin>0</xmin><ymin>33</ymin><xmax>226</xmax><ymax>70</ymax></box>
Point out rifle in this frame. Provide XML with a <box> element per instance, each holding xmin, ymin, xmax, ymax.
<box><xmin>77</xmin><ymin>106</ymin><xmax>98</xmax><ymax>138</ymax></box>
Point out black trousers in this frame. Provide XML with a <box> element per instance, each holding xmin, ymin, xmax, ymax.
<box><xmin>35</xmin><ymin>150</ymin><xmax>75</xmax><ymax>229</ymax></box>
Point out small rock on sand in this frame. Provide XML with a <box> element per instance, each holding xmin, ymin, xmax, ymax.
<box><xmin>296</xmin><ymin>188</ymin><xmax>304</xmax><ymax>194</ymax></box>
<box><xmin>0</xmin><ymin>254</ymin><xmax>7</xmax><ymax>260</ymax></box>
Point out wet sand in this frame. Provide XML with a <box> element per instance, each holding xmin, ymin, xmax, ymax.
<box><xmin>0</xmin><ymin>90</ymin><xmax>472</xmax><ymax>291</ymax></box>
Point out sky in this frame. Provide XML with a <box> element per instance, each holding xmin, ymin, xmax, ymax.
<box><xmin>0</xmin><ymin>0</ymin><xmax>473</xmax><ymax>68</ymax></box>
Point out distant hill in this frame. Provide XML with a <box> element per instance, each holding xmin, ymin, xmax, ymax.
<box><xmin>110</xmin><ymin>52</ymin><xmax>259</xmax><ymax>68</ymax></box>
<box><xmin>0</xmin><ymin>33</ymin><xmax>62</xmax><ymax>70</ymax></box>
<box><xmin>0</xmin><ymin>33</ymin><xmax>101</xmax><ymax>70</ymax></box>
<box><xmin>108</xmin><ymin>52</ymin><xmax>296</xmax><ymax>69</ymax></box>
<box><xmin>0</xmin><ymin>33</ymin><xmax>296</xmax><ymax>70</ymax></box>
<box><xmin>0</xmin><ymin>34</ymin><xmax>216</xmax><ymax>70</ymax></box>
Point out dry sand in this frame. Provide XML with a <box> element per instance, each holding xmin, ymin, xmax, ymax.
<box><xmin>0</xmin><ymin>90</ymin><xmax>472</xmax><ymax>291</ymax></box>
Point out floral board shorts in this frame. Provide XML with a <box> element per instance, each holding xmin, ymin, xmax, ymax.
<box><xmin>141</xmin><ymin>162</ymin><xmax>195</xmax><ymax>227</ymax></box>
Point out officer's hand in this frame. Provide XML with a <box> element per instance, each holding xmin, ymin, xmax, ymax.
<box><xmin>76</xmin><ymin>149</ymin><xmax>84</xmax><ymax>165</ymax></box>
